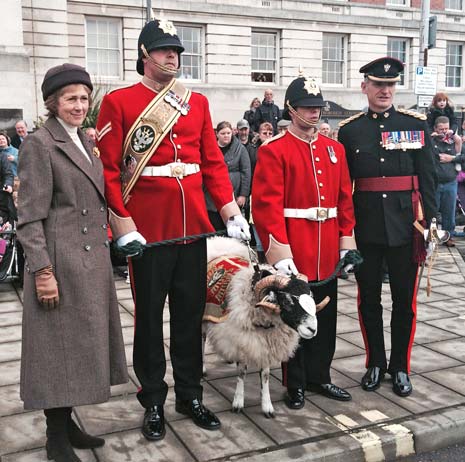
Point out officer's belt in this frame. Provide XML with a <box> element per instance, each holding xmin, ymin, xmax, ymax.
<box><xmin>283</xmin><ymin>207</ymin><xmax>337</xmax><ymax>221</ymax></box>
<box><xmin>141</xmin><ymin>162</ymin><xmax>200</xmax><ymax>179</ymax></box>
<box><xmin>354</xmin><ymin>175</ymin><xmax>419</xmax><ymax>192</ymax></box>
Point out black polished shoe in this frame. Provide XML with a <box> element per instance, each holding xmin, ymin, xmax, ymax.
<box><xmin>392</xmin><ymin>371</ymin><xmax>412</xmax><ymax>397</ymax></box>
<box><xmin>141</xmin><ymin>405</ymin><xmax>166</xmax><ymax>441</ymax></box>
<box><xmin>284</xmin><ymin>388</ymin><xmax>305</xmax><ymax>410</ymax></box>
<box><xmin>307</xmin><ymin>383</ymin><xmax>352</xmax><ymax>401</ymax></box>
<box><xmin>175</xmin><ymin>398</ymin><xmax>221</xmax><ymax>430</ymax></box>
<box><xmin>361</xmin><ymin>367</ymin><xmax>385</xmax><ymax>392</ymax></box>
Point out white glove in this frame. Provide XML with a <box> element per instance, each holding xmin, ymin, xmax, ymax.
<box><xmin>340</xmin><ymin>249</ymin><xmax>354</xmax><ymax>273</ymax></box>
<box><xmin>274</xmin><ymin>258</ymin><xmax>298</xmax><ymax>276</ymax></box>
<box><xmin>116</xmin><ymin>231</ymin><xmax>146</xmax><ymax>247</ymax></box>
<box><xmin>116</xmin><ymin>231</ymin><xmax>147</xmax><ymax>257</ymax></box>
<box><xmin>226</xmin><ymin>215</ymin><xmax>251</xmax><ymax>241</ymax></box>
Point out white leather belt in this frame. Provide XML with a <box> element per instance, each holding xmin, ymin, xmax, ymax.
<box><xmin>141</xmin><ymin>162</ymin><xmax>200</xmax><ymax>179</ymax></box>
<box><xmin>283</xmin><ymin>207</ymin><xmax>337</xmax><ymax>221</ymax></box>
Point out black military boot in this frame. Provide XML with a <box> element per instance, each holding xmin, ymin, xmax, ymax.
<box><xmin>44</xmin><ymin>408</ymin><xmax>81</xmax><ymax>462</ymax></box>
<box><xmin>66</xmin><ymin>408</ymin><xmax>105</xmax><ymax>449</ymax></box>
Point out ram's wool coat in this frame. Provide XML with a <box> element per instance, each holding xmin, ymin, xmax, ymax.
<box><xmin>17</xmin><ymin>117</ymin><xmax>128</xmax><ymax>410</ymax></box>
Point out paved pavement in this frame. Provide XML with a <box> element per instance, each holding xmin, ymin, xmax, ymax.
<box><xmin>1</xmin><ymin>236</ymin><xmax>465</xmax><ymax>462</ymax></box>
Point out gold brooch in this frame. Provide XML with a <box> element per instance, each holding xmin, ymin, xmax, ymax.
<box><xmin>93</xmin><ymin>147</ymin><xmax>100</xmax><ymax>158</ymax></box>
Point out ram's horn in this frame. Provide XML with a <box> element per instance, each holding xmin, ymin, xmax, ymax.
<box><xmin>315</xmin><ymin>296</ymin><xmax>330</xmax><ymax>312</ymax></box>
<box><xmin>296</xmin><ymin>272</ymin><xmax>308</xmax><ymax>282</ymax></box>
<box><xmin>255</xmin><ymin>295</ymin><xmax>281</xmax><ymax>313</ymax></box>
<box><xmin>254</xmin><ymin>274</ymin><xmax>289</xmax><ymax>300</ymax></box>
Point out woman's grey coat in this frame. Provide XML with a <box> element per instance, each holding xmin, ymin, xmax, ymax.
<box><xmin>205</xmin><ymin>136</ymin><xmax>251</xmax><ymax>212</ymax></box>
<box><xmin>17</xmin><ymin>117</ymin><xmax>128</xmax><ymax>410</ymax></box>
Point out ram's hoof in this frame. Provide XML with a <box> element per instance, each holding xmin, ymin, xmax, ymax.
<box><xmin>231</xmin><ymin>406</ymin><xmax>243</xmax><ymax>414</ymax></box>
<box><xmin>263</xmin><ymin>411</ymin><xmax>275</xmax><ymax>419</ymax></box>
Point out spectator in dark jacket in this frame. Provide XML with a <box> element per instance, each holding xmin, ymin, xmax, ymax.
<box><xmin>253</xmin><ymin>89</ymin><xmax>281</xmax><ymax>134</ymax></box>
<box><xmin>11</xmin><ymin>120</ymin><xmax>29</xmax><ymax>149</ymax></box>
<box><xmin>205</xmin><ymin>121</ymin><xmax>251</xmax><ymax>230</ymax></box>
<box><xmin>427</xmin><ymin>92</ymin><xmax>458</xmax><ymax>134</ymax></box>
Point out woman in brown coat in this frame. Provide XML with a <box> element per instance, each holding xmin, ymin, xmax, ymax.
<box><xmin>17</xmin><ymin>64</ymin><xmax>128</xmax><ymax>462</ymax></box>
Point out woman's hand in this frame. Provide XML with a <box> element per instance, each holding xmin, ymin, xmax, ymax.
<box><xmin>236</xmin><ymin>196</ymin><xmax>246</xmax><ymax>208</ymax></box>
<box><xmin>35</xmin><ymin>265</ymin><xmax>59</xmax><ymax>310</ymax></box>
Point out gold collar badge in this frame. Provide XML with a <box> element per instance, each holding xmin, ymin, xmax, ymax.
<box><xmin>93</xmin><ymin>147</ymin><xmax>100</xmax><ymax>158</ymax></box>
<box><xmin>303</xmin><ymin>78</ymin><xmax>320</xmax><ymax>96</ymax></box>
<box><xmin>159</xmin><ymin>19</ymin><xmax>177</xmax><ymax>36</ymax></box>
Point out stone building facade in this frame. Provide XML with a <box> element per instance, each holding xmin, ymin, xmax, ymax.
<box><xmin>1</xmin><ymin>0</ymin><xmax>465</xmax><ymax>130</ymax></box>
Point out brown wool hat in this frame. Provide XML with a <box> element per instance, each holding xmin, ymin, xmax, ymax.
<box><xmin>41</xmin><ymin>63</ymin><xmax>93</xmax><ymax>101</ymax></box>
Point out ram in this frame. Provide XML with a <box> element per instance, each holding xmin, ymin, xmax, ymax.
<box><xmin>203</xmin><ymin>237</ymin><xmax>328</xmax><ymax>417</ymax></box>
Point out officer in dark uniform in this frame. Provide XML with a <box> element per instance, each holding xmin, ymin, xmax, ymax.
<box><xmin>338</xmin><ymin>57</ymin><xmax>437</xmax><ymax>397</ymax></box>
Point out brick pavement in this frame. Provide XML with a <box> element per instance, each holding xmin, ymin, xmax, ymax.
<box><xmin>1</xmin><ymin>236</ymin><xmax>465</xmax><ymax>462</ymax></box>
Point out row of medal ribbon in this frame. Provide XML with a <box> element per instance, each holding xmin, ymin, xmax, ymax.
<box><xmin>164</xmin><ymin>90</ymin><xmax>191</xmax><ymax>116</ymax></box>
<box><xmin>381</xmin><ymin>130</ymin><xmax>425</xmax><ymax>150</ymax></box>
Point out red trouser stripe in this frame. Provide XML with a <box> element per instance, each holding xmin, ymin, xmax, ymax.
<box><xmin>406</xmin><ymin>265</ymin><xmax>420</xmax><ymax>374</ymax></box>
<box><xmin>356</xmin><ymin>287</ymin><xmax>370</xmax><ymax>368</ymax></box>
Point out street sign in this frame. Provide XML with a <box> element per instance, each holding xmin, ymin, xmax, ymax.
<box><xmin>417</xmin><ymin>95</ymin><xmax>433</xmax><ymax>108</ymax></box>
<box><xmin>415</xmin><ymin>66</ymin><xmax>438</xmax><ymax>95</ymax></box>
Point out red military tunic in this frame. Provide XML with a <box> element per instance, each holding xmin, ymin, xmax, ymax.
<box><xmin>252</xmin><ymin>129</ymin><xmax>356</xmax><ymax>281</ymax></box>
<box><xmin>96</xmin><ymin>78</ymin><xmax>239</xmax><ymax>242</ymax></box>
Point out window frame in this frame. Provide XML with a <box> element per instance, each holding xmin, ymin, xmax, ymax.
<box><xmin>386</xmin><ymin>0</ymin><xmax>409</xmax><ymax>6</ymax></box>
<box><xmin>175</xmin><ymin>23</ymin><xmax>204</xmax><ymax>83</ymax></box>
<box><xmin>251</xmin><ymin>29</ymin><xmax>279</xmax><ymax>85</ymax></box>
<box><xmin>445</xmin><ymin>0</ymin><xmax>463</xmax><ymax>11</ymax></box>
<box><xmin>84</xmin><ymin>16</ymin><xmax>123</xmax><ymax>80</ymax></box>
<box><xmin>387</xmin><ymin>37</ymin><xmax>408</xmax><ymax>88</ymax></box>
<box><xmin>322</xmin><ymin>33</ymin><xmax>346</xmax><ymax>87</ymax></box>
<box><xmin>446</xmin><ymin>41</ymin><xmax>463</xmax><ymax>89</ymax></box>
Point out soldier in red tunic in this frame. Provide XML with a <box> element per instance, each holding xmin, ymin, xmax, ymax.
<box><xmin>97</xmin><ymin>19</ymin><xmax>250</xmax><ymax>441</ymax></box>
<box><xmin>252</xmin><ymin>76</ymin><xmax>356</xmax><ymax>409</ymax></box>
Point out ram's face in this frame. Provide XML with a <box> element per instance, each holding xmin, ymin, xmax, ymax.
<box><xmin>274</xmin><ymin>279</ymin><xmax>319</xmax><ymax>339</ymax></box>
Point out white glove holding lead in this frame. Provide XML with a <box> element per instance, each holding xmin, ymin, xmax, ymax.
<box><xmin>226</xmin><ymin>214</ymin><xmax>251</xmax><ymax>241</ymax></box>
<box><xmin>274</xmin><ymin>258</ymin><xmax>298</xmax><ymax>276</ymax></box>
<box><xmin>116</xmin><ymin>231</ymin><xmax>147</xmax><ymax>257</ymax></box>
<box><xmin>340</xmin><ymin>249</ymin><xmax>354</xmax><ymax>273</ymax></box>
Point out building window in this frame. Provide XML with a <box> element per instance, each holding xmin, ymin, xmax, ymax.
<box><xmin>85</xmin><ymin>17</ymin><xmax>121</xmax><ymax>78</ymax></box>
<box><xmin>176</xmin><ymin>25</ymin><xmax>202</xmax><ymax>81</ymax></box>
<box><xmin>445</xmin><ymin>0</ymin><xmax>463</xmax><ymax>10</ymax></box>
<box><xmin>387</xmin><ymin>38</ymin><xmax>407</xmax><ymax>86</ymax></box>
<box><xmin>322</xmin><ymin>34</ymin><xmax>345</xmax><ymax>85</ymax></box>
<box><xmin>446</xmin><ymin>42</ymin><xmax>463</xmax><ymax>88</ymax></box>
<box><xmin>251</xmin><ymin>31</ymin><xmax>277</xmax><ymax>83</ymax></box>
<box><xmin>386</xmin><ymin>0</ymin><xmax>407</xmax><ymax>5</ymax></box>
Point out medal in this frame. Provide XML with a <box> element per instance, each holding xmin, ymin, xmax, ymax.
<box><xmin>327</xmin><ymin>146</ymin><xmax>337</xmax><ymax>164</ymax></box>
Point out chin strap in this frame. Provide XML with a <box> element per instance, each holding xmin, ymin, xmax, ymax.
<box><xmin>141</xmin><ymin>44</ymin><xmax>178</xmax><ymax>76</ymax></box>
<box><xmin>286</xmin><ymin>101</ymin><xmax>320</xmax><ymax>128</ymax></box>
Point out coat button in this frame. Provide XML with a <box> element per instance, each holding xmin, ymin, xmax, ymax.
<box><xmin>319</xmin><ymin>182</ymin><xmax>324</xmax><ymax>187</ymax></box>
<box><xmin>173</xmin><ymin>133</ymin><xmax>178</xmax><ymax>139</ymax></box>
<box><xmin>321</xmin><ymin>196</ymin><xmax>325</xmax><ymax>200</ymax></box>
<box><xmin>380</xmin><ymin>158</ymin><xmax>385</xmax><ymax>162</ymax></box>
<box><xmin>102</xmin><ymin>224</ymin><xmax>107</xmax><ymax>229</ymax></box>
<box><xmin>84</xmin><ymin>244</ymin><xmax>91</xmax><ymax>251</ymax></box>
<box><xmin>104</xmin><ymin>240</ymin><xmax>110</xmax><ymax>248</ymax></box>
<box><xmin>82</xmin><ymin>209</ymin><xmax>88</xmax><ymax>215</ymax></box>
<box><xmin>315</xmin><ymin>157</ymin><xmax>320</xmax><ymax>162</ymax></box>
<box><xmin>177</xmin><ymin>144</ymin><xmax>181</xmax><ymax>149</ymax></box>
<box><xmin>82</xmin><ymin>227</ymin><xmax>88</xmax><ymax>234</ymax></box>
<box><xmin>382</xmin><ymin>194</ymin><xmax>387</xmax><ymax>198</ymax></box>
<box><xmin>317</xmin><ymin>170</ymin><xmax>322</xmax><ymax>174</ymax></box>
<box><xmin>100</xmin><ymin>206</ymin><xmax>105</xmax><ymax>212</ymax></box>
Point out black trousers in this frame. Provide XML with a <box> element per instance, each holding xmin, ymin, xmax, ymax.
<box><xmin>130</xmin><ymin>239</ymin><xmax>207</xmax><ymax>408</ymax></box>
<box><xmin>355</xmin><ymin>242</ymin><xmax>419</xmax><ymax>374</ymax></box>
<box><xmin>283</xmin><ymin>279</ymin><xmax>338</xmax><ymax>388</ymax></box>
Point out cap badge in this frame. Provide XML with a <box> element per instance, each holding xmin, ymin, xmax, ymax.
<box><xmin>384</xmin><ymin>64</ymin><xmax>391</xmax><ymax>72</ymax></box>
<box><xmin>159</xmin><ymin>19</ymin><xmax>177</xmax><ymax>36</ymax></box>
<box><xmin>304</xmin><ymin>78</ymin><xmax>320</xmax><ymax>96</ymax></box>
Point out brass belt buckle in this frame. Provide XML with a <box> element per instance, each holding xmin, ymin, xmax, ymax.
<box><xmin>170</xmin><ymin>163</ymin><xmax>185</xmax><ymax>179</ymax></box>
<box><xmin>317</xmin><ymin>208</ymin><xmax>328</xmax><ymax>220</ymax></box>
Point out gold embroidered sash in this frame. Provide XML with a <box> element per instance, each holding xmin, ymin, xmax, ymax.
<box><xmin>121</xmin><ymin>78</ymin><xmax>191</xmax><ymax>204</ymax></box>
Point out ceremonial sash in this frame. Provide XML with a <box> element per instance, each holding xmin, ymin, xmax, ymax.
<box><xmin>121</xmin><ymin>79</ymin><xmax>192</xmax><ymax>204</ymax></box>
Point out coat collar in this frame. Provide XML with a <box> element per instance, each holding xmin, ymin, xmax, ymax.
<box><xmin>43</xmin><ymin>117</ymin><xmax>104</xmax><ymax>199</ymax></box>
